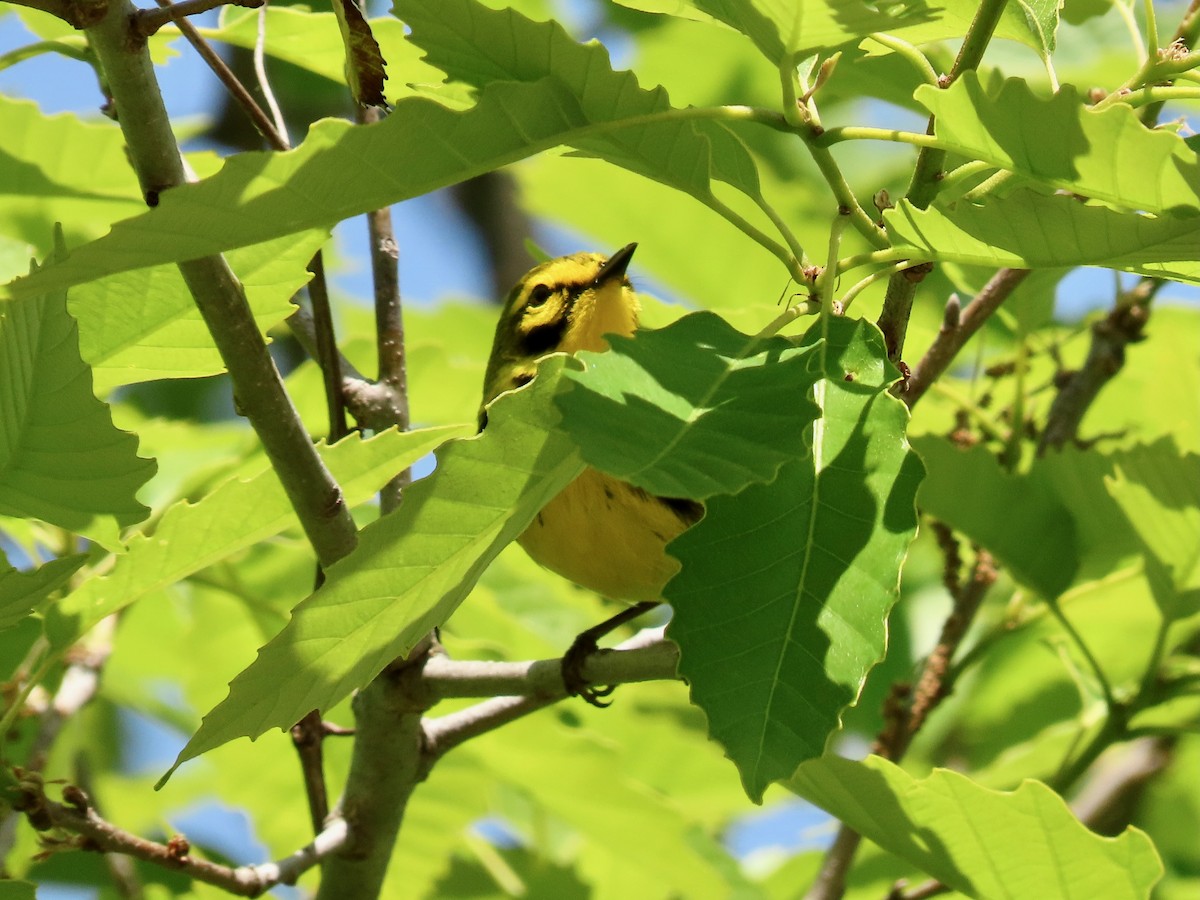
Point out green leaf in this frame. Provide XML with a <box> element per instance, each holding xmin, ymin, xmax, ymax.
<box><xmin>0</xmin><ymin>554</ymin><xmax>85</xmax><ymax>631</ymax></box>
<box><xmin>914</xmin><ymin>437</ymin><xmax>1077</xmax><ymax>597</ymax></box>
<box><xmin>466</xmin><ymin>714</ymin><xmax>742</xmax><ymax>897</ymax></box>
<box><xmin>917</xmin><ymin>74</ymin><xmax>1200</xmax><ymax>215</ymax></box>
<box><xmin>72</xmin><ymin>231</ymin><xmax>326</xmax><ymax>392</ymax></box>
<box><xmin>667</xmin><ymin>317</ymin><xmax>923</xmax><ymax>801</ymax></box>
<box><xmin>1106</xmin><ymin>440</ymin><xmax>1200</xmax><ymax>604</ymax></box>
<box><xmin>0</xmin><ymin>96</ymin><xmax>144</xmax><ymax>253</ymax></box>
<box><xmin>789</xmin><ymin>755</ymin><xmax>1163</xmax><ymax>899</ymax></box>
<box><xmin>158</xmin><ymin>357</ymin><xmax>584</xmax><ymax>784</ymax></box>
<box><xmin>867</xmin><ymin>0</ymin><xmax>1060</xmax><ymax>57</ymax></box>
<box><xmin>0</xmin><ymin>880</ymin><xmax>37</xmax><ymax>900</ymax></box>
<box><xmin>200</xmin><ymin>7</ymin><xmax>440</xmax><ymax>91</ymax></box>
<box><xmin>0</xmin><ymin>280</ymin><xmax>154</xmax><ymax>549</ymax></box>
<box><xmin>885</xmin><ymin>191</ymin><xmax>1200</xmax><ymax>284</ymax></box>
<box><xmin>46</xmin><ymin>425</ymin><xmax>464</xmax><ymax>649</ymax></box>
<box><xmin>401</xmin><ymin>0</ymin><xmax>768</xmax><ymax>207</ymax></box>
<box><xmin>672</xmin><ymin>0</ymin><xmax>937</xmax><ymax>66</ymax></box>
<box><xmin>557</xmin><ymin>311</ymin><xmax>821</xmax><ymax>498</ymax></box>
<box><xmin>3</xmin><ymin>0</ymin><xmax>775</xmax><ymax>300</ymax></box>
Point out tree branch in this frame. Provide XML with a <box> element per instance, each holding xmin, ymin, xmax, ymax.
<box><xmin>875</xmin><ymin>0</ymin><xmax>1010</xmax><ymax>364</ymax></box>
<box><xmin>1037</xmin><ymin>279</ymin><xmax>1156</xmax><ymax>453</ymax></box>
<box><xmin>12</xmin><ymin>778</ymin><xmax>348</xmax><ymax>897</ymax></box>
<box><xmin>314</xmin><ymin>638</ymin><xmax>435</xmax><ymax>900</ymax></box>
<box><xmin>86</xmin><ymin>0</ymin><xmax>358</xmax><ymax>568</ymax></box>
<box><xmin>422</xmin><ymin>629</ymin><xmax>677</xmax><ymax>760</ymax></box>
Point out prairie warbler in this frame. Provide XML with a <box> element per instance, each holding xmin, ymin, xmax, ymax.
<box><xmin>480</xmin><ymin>244</ymin><xmax>702</xmax><ymax>702</ymax></box>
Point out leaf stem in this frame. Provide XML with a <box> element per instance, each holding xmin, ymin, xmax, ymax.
<box><xmin>835</xmin><ymin>247</ymin><xmax>913</xmax><ymax>275</ymax></box>
<box><xmin>803</xmin><ymin>138</ymin><xmax>890</xmax><ymax>248</ymax></box>
<box><xmin>1122</xmin><ymin>84</ymin><xmax>1200</xmax><ymax>106</ymax></box>
<box><xmin>755</xmin><ymin>299</ymin><xmax>821</xmax><ymax>338</ymax></box>
<box><xmin>1144</xmin><ymin>0</ymin><xmax>1161</xmax><ymax>59</ymax></box>
<box><xmin>707</xmin><ymin>194</ymin><xmax>806</xmax><ymax>281</ymax></box>
<box><xmin>935</xmin><ymin>160</ymin><xmax>996</xmax><ymax>200</ymax></box>
<box><xmin>817</xmin><ymin>125</ymin><xmax>941</xmax><ymax>149</ymax></box>
<box><xmin>1115</xmin><ymin>0</ymin><xmax>1149</xmax><ymax>64</ymax></box>
<box><xmin>837</xmin><ymin>261</ymin><xmax>909</xmax><ymax>313</ymax></box>
<box><xmin>1049</xmin><ymin>600</ymin><xmax>1121</xmax><ymax>716</ymax></box>
<box><xmin>866</xmin><ymin>33</ymin><xmax>940</xmax><ymax>86</ymax></box>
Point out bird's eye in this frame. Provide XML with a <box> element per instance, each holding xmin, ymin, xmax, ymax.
<box><xmin>527</xmin><ymin>283</ymin><xmax>553</xmax><ymax>308</ymax></box>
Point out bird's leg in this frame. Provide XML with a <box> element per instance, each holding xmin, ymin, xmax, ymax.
<box><xmin>562</xmin><ymin>601</ymin><xmax>659</xmax><ymax>707</ymax></box>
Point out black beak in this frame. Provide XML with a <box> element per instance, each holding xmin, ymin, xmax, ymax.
<box><xmin>594</xmin><ymin>242</ymin><xmax>637</xmax><ymax>286</ymax></box>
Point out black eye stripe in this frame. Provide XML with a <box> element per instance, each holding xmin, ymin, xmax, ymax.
<box><xmin>520</xmin><ymin>316</ymin><xmax>569</xmax><ymax>356</ymax></box>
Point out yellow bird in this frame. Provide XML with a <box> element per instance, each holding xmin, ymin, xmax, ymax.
<box><xmin>479</xmin><ymin>244</ymin><xmax>702</xmax><ymax>702</ymax></box>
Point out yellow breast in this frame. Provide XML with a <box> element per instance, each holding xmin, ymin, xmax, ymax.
<box><xmin>518</xmin><ymin>468</ymin><xmax>698</xmax><ymax>604</ymax></box>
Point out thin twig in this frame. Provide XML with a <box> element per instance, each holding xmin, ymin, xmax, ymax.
<box><xmin>12</xmin><ymin>779</ymin><xmax>348</xmax><ymax>897</ymax></box>
<box><xmin>356</xmin><ymin>102</ymin><xmax>411</xmax><ymax>511</ymax></box>
<box><xmin>1037</xmin><ymin>279</ymin><xmax>1157</xmax><ymax>454</ymax></box>
<box><xmin>902</xmin><ymin>268</ymin><xmax>1031</xmax><ymax>408</ymax></box>
<box><xmin>152</xmin><ymin>0</ymin><xmax>287</xmax><ymax>151</ymax></box>
<box><xmin>137</xmin><ymin>0</ymin><xmax>261</xmax><ymax>37</ymax></box>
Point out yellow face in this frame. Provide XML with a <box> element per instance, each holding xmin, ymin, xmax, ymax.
<box><xmin>481</xmin><ymin>244</ymin><xmax>641</xmax><ymax>412</ymax></box>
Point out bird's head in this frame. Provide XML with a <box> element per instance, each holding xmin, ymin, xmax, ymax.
<box><xmin>481</xmin><ymin>243</ymin><xmax>640</xmax><ymax>409</ymax></box>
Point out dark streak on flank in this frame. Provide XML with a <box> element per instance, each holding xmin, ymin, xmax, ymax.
<box><xmin>662</xmin><ymin>496</ymin><xmax>705</xmax><ymax>525</ymax></box>
<box><xmin>628</xmin><ymin>485</ymin><xmax>705</xmax><ymax>526</ymax></box>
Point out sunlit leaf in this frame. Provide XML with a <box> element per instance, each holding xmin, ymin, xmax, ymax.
<box><xmin>72</xmin><ymin>230</ymin><xmax>326</xmax><ymax>391</ymax></box>
<box><xmin>789</xmin><ymin>755</ymin><xmax>1162</xmax><ymax>899</ymax></box>
<box><xmin>918</xmin><ymin>74</ymin><xmax>1200</xmax><ymax>215</ymax></box>
<box><xmin>159</xmin><ymin>357</ymin><xmax>583</xmax><ymax>784</ymax></box>
<box><xmin>0</xmin><ymin>278</ymin><xmax>154</xmax><ymax>549</ymax></box>
<box><xmin>46</xmin><ymin>425</ymin><xmax>464</xmax><ymax>649</ymax></box>
<box><xmin>886</xmin><ymin>191</ymin><xmax>1200</xmax><ymax>284</ymax></box>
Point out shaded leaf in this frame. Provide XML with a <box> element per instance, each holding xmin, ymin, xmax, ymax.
<box><xmin>667</xmin><ymin>317</ymin><xmax>922</xmax><ymax>801</ymax></box>
<box><xmin>558</xmin><ymin>311</ymin><xmax>821</xmax><ymax>499</ymax></box>
<box><xmin>1106</xmin><ymin>440</ymin><xmax>1200</xmax><ymax>615</ymax></box>
<box><xmin>789</xmin><ymin>755</ymin><xmax>1162</xmax><ymax>899</ymax></box>
<box><xmin>331</xmin><ymin>0</ymin><xmax>387</xmax><ymax>107</ymax></box>
<box><xmin>0</xmin><ymin>554</ymin><xmax>85</xmax><ymax>631</ymax></box>
<box><xmin>917</xmin><ymin>74</ymin><xmax>1200</xmax><ymax>215</ymax></box>
<box><xmin>401</xmin><ymin>0</ymin><xmax>768</xmax><ymax>205</ymax></box>
<box><xmin>46</xmin><ymin>425</ymin><xmax>465</xmax><ymax>649</ymax></box>
<box><xmin>914</xmin><ymin>437</ymin><xmax>1078</xmax><ymax>597</ymax></box>
<box><xmin>159</xmin><ymin>357</ymin><xmax>583</xmax><ymax>783</ymax></box>
<box><xmin>0</xmin><ymin>278</ymin><xmax>154</xmax><ymax>549</ymax></box>
<box><xmin>868</xmin><ymin>0</ymin><xmax>1059</xmax><ymax>57</ymax></box>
